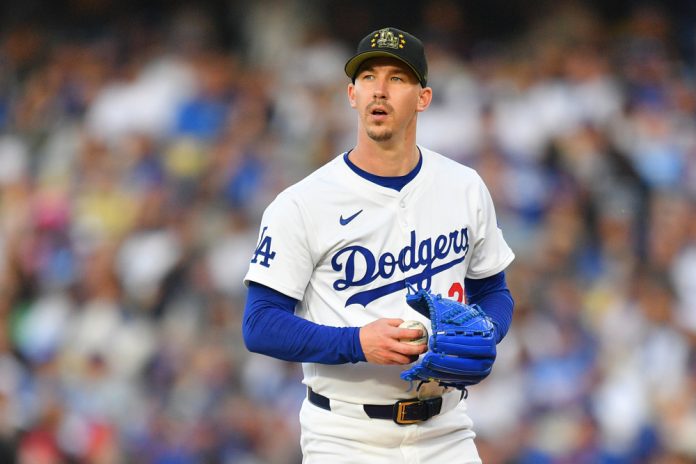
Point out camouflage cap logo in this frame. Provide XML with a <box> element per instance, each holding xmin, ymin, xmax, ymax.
<box><xmin>372</xmin><ymin>28</ymin><xmax>405</xmax><ymax>50</ymax></box>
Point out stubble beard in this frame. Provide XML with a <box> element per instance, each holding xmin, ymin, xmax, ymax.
<box><xmin>366</xmin><ymin>125</ymin><xmax>393</xmax><ymax>142</ymax></box>
<box><xmin>365</xmin><ymin>100</ymin><xmax>394</xmax><ymax>142</ymax></box>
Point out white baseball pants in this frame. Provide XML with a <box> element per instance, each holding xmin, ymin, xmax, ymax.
<box><xmin>299</xmin><ymin>393</ymin><xmax>482</xmax><ymax>464</ymax></box>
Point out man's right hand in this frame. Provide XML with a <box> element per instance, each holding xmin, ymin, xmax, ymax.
<box><xmin>359</xmin><ymin>318</ymin><xmax>428</xmax><ymax>365</ymax></box>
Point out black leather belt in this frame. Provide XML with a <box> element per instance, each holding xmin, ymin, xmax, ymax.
<box><xmin>307</xmin><ymin>387</ymin><xmax>444</xmax><ymax>425</ymax></box>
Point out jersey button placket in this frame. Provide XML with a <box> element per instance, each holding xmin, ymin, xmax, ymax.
<box><xmin>395</xmin><ymin>195</ymin><xmax>411</xmax><ymax>286</ymax></box>
<box><xmin>398</xmin><ymin>197</ymin><xmax>408</xmax><ymax>229</ymax></box>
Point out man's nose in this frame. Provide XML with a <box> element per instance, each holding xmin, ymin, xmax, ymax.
<box><xmin>373</xmin><ymin>79</ymin><xmax>388</xmax><ymax>99</ymax></box>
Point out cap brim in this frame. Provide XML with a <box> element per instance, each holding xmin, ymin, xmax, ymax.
<box><xmin>344</xmin><ymin>51</ymin><xmax>424</xmax><ymax>86</ymax></box>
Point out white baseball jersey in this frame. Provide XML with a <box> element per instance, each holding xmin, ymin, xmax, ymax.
<box><xmin>244</xmin><ymin>146</ymin><xmax>514</xmax><ymax>405</ymax></box>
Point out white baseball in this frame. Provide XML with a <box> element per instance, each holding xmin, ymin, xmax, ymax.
<box><xmin>398</xmin><ymin>320</ymin><xmax>428</xmax><ymax>345</ymax></box>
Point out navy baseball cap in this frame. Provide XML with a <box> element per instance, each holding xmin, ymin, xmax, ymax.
<box><xmin>345</xmin><ymin>27</ymin><xmax>428</xmax><ymax>87</ymax></box>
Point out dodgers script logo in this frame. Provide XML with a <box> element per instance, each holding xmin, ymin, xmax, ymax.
<box><xmin>332</xmin><ymin>228</ymin><xmax>469</xmax><ymax>307</ymax></box>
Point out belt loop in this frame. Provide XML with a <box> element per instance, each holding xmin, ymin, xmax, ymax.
<box><xmin>307</xmin><ymin>387</ymin><xmax>330</xmax><ymax>411</ymax></box>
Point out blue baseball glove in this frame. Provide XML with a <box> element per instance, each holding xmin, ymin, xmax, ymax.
<box><xmin>400</xmin><ymin>289</ymin><xmax>497</xmax><ymax>390</ymax></box>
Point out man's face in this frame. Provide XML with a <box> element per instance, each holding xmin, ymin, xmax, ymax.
<box><xmin>348</xmin><ymin>57</ymin><xmax>431</xmax><ymax>143</ymax></box>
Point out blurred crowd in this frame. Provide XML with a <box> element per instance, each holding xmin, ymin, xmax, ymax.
<box><xmin>0</xmin><ymin>0</ymin><xmax>695</xmax><ymax>463</ymax></box>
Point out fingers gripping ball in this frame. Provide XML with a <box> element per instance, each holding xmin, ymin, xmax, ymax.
<box><xmin>398</xmin><ymin>320</ymin><xmax>428</xmax><ymax>345</ymax></box>
<box><xmin>400</xmin><ymin>289</ymin><xmax>497</xmax><ymax>390</ymax></box>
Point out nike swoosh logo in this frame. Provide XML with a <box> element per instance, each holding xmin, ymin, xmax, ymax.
<box><xmin>340</xmin><ymin>209</ymin><xmax>363</xmax><ymax>226</ymax></box>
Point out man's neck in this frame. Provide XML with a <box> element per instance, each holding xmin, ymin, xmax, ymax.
<box><xmin>348</xmin><ymin>140</ymin><xmax>420</xmax><ymax>177</ymax></box>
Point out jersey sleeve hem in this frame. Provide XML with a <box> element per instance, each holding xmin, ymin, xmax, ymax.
<box><xmin>465</xmin><ymin>251</ymin><xmax>515</xmax><ymax>280</ymax></box>
<box><xmin>243</xmin><ymin>275</ymin><xmax>306</xmax><ymax>301</ymax></box>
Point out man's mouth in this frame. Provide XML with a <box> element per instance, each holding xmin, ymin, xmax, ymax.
<box><xmin>368</xmin><ymin>105</ymin><xmax>390</xmax><ymax>121</ymax></box>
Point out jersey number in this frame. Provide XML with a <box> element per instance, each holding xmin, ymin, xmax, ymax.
<box><xmin>251</xmin><ymin>226</ymin><xmax>276</xmax><ymax>268</ymax></box>
<box><xmin>448</xmin><ymin>282</ymin><xmax>465</xmax><ymax>303</ymax></box>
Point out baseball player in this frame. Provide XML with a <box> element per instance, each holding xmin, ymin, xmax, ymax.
<box><xmin>243</xmin><ymin>27</ymin><xmax>515</xmax><ymax>463</ymax></box>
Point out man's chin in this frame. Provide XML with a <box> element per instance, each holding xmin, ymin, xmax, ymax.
<box><xmin>367</xmin><ymin>129</ymin><xmax>393</xmax><ymax>142</ymax></box>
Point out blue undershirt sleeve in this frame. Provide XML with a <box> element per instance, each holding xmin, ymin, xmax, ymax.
<box><xmin>242</xmin><ymin>281</ymin><xmax>366</xmax><ymax>364</ymax></box>
<box><xmin>464</xmin><ymin>271</ymin><xmax>514</xmax><ymax>343</ymax></box>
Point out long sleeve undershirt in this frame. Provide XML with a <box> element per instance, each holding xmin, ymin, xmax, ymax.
<box><xmin>242</xmin><ymin>282</ymin><xmax>364</xmax><ymax>364</ymax></box>
<box><xmin>464</xmin><ymin>272</ymin><xmax>515</xmax><ymax>343</ymax></box>
<box><xmin>242</xmin><ymin>271</ymin><xmax>514</xmax><ymax>363</ymax></box>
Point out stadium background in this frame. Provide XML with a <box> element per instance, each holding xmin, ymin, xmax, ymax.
<box><xmin>0</xmin><ymin>0</ymin><xmax>695</xmax><ymax>462</ymax></box>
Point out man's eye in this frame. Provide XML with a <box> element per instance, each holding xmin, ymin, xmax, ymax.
<box><xmin>391</xmin><ymin>76</ymin><xmax>403</xmax><ymax>82</ymax></box>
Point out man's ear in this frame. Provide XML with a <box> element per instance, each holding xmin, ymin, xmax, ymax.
<box><xmin>347</xmin><ymin>83</ymin><xmax>357</xmax><ymax>108</ymax></box>
<box><xmin>416</xmin><ymin>86</ymin><xmax>432</xmax><ymax>112</ymax></box>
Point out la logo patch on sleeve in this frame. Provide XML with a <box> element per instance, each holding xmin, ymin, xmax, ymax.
<box><xmin>251</xmin><ymin>226</ymin><xmax>276</xmax><ymax>268</ymax></box>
